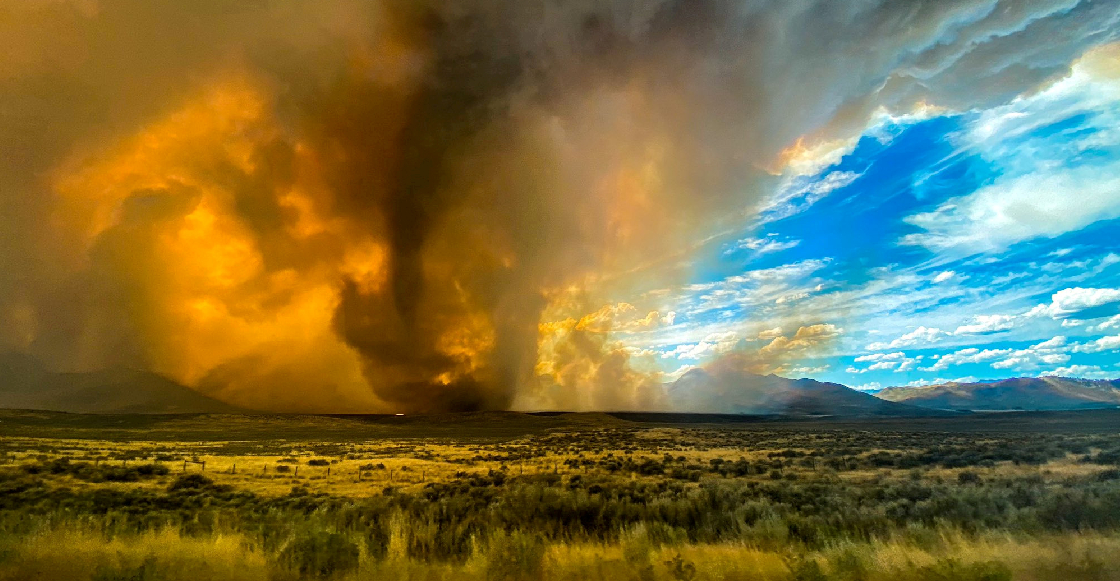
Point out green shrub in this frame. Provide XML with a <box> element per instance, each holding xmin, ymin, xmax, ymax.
<box><xmin>278</xmin><ymin>531</ymin><xmax>360</xmax><ymax>578</ymax></box>
<box><xmin>622</xmin><ymin>525</ymin><xmax>655</xmax><ymax>581</ymax></box>
<box><xmin>485</xmin><ymin>530</ymin><xmax>546</xmax><ymax>581</ymax></box>
<box><xmin>915</xmin><ymin>559</ymin><xmax>1011</xmax><ymax>581</ymax></box>
<box><xmin>363</xmin><ymin>519</ymin><xmax>391</xmax><ymax>561</ymax></box>
<box><xmin>1038</xmin><ymin>551</ymin><xmax>1107</xmax><ymax>581</ymax></box>
<box><xmin>958</xmin><ymin>471</ymin><xmax>982</xmax><ymax>485</ymax></box>
<box><xmin>664</xmin><ymin>553</ymin><xmax>697</xmax><ymax>581</ymax></box>
<box><xmin>787</xmin><ymin>557</ymin><xmax>828</xmax><ymax>581</ymax></box>
<box><xmin>405</xmin><ymin>517</ymin><xmax>474</xmax><ymax>562</ymax></box>
<box><xmin>832</xmin><ymin>549</ymin><xmax>869</xmax><ymax>581</ymax></box>
<box><xmin>167</xmin><ymin>474</ymin><xmax>213</xmax><ymax>491</ymax></box>
<box><xmin>91</xmin><ymin>556</ymin><xmax>163</xmax><ymax>581</ymax></box>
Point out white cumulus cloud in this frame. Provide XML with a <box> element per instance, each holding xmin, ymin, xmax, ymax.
<box><xmin>1025</xmin><ymin>287</ymin><xmax>1120</xmax><ymax>319</ymax></box>
<box><xmin>1072</xmin><ymin>334</ymin><xmax>1120</xmax><ymax>354</ymax></box>
<box><xmin>867</xmin><ymin>326</ymin><xmax>948</xmax><ymax>350</ymax></box>
<box><xmin>954</xmin><ymin>314</ymin><xmax>1015</xmax><ymax>335</ymax></box>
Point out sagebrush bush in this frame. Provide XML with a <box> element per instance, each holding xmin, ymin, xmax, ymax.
<box><xmin>167</xmin><ymin>474</ymin><xmax>213</xmax><ymax>491</ymax></box>
<box><xmin>90</xmin><ymin>556</ymin><xmax>162</xmax><ymax>581</ymax></box>
<box><xmin>914</xmin><ymin>558</ymin><xmax>1012</xmax><ymax>581</ymax></box>
<box><xmin>621</xmin><ymin>525</ymin><xmax>655</xmax><ymax>581</ymax></box>
<box><xmin>485</xmin><ymin>530</ymin><xmax>546</xmax><ymax>581</ymax></box>
<box><xmin>277</xmin><ymin>531</ymin><xmax>359</xmax><ymax>579</ymax></box>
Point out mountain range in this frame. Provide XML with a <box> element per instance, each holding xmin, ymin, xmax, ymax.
<box><xmin>1</xmin><ymin>349</ymin><xmax>1117</xmax><ymax>415</ymax></box>
<box><xmin>0</xmin><ymin>352</ymin><xmax>246</xmax><ymax>414</ymax></box>
<box><xmin>876</xmin><ymin>376</ymin><xmax>1120</xmax><ymax>411</ymax></box>
<box><xmin>666</xmin><ymin>368</ymin><xmax>950</xmax><ymax>416</ymax></box>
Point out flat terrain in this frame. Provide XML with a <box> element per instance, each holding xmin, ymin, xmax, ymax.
<box><xmin>3</xmin><ymin>408</ymin><xmax>1119</xmax><ymax>440</ymax></box>
<box><xmin>1</xmin><ymin>409</ymin><xmax>1120</xmax><ymax>580</ymax></box>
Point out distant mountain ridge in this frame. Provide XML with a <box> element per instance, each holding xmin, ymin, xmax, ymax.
<box><xmin>668</xmin><ymin>368</ymin><xmax>949</xmax><ymax>416</ymax></box>
<box><xmin>0</xmin><ymin>352</ymin><xmax>249</xmax><ymax>414</ymax></box>
<box><xmin>876</xmin><ymin>376</ymin><xmax>1120</xmax><ymax>411</ymax></box>
<box><xmin>3</xmin><ymin>348</ymin><xmax>1113</xmax><ymax>416</ymax></box>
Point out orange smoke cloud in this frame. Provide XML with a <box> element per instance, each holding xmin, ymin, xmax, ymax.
<box><xmin>46</xmin><ymin>78</ymin><xmax>381</xmax><ymax>411</ymax></box>
<box><xmin>0</xmin><ymin>0</ymin><xmax>830</xmax><ymax>412</ymax></box>
<box><xmin>4</xmin><ymin>0</ymin><xmax>1096</xmax><ymax>412</ymax></box>
<box><xmin>532</xmin><ymin>297</ymin><xmax>665</xmax><ymax>411</ymax></box>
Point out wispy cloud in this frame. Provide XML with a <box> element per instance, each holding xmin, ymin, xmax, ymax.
<box><xmin>901</xmin><ymin>46</ymin><xmax>1120</xmax><ymax>253</ymax></box>
<box><xmin>760</xmin><ymin>170</ymin><xmax>862</xmax><ymax>223</ymax></box>
<box><xmin>723</xmin><ymin>235</ymin><xmax>801</xmax><ymax>256</ymax></box>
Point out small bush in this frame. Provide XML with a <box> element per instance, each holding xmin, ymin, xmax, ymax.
<box><xmin>1039</xmin><ymin>551</ymin><xmax>1107</xmax><ymax>581</ymax></box>
<box><xmin>958</xmin><ymin>471</ymin><xmax>982</xmax><ymax>485</ymax></box>
<box><xmin>279</xmin><ymin>531</ymin><xmax>360</xmax><ymax>578</ymax></box>
<box><xmin>832</xmin><ymin>549</ymin><xmax>869</xmax><ymax>581</ymax></box>
<box><xmin>486</xmin><ymin>530</ymin><xmax>546</xmax><ymax>581</ymax></box>
<box><xmin>787</xmin><ymin>557</ymin><xmax>828</xmax><ymax>581</ymax></box>
<box><xmin>167</xmin><ymin>474</ymin><xmax>213</xmax><ymax>491</ymax></box>
<box><xmin>665</xmin><ymin>553</ymin><xmax>697</xmax><ymax>581</ymax></box>
<box><xmin>915</xmin><ymin>559</ymin><xmax>1011</xmax><ymax>581</ymax></box>
<box><xmin>1095</xmin><ymin>468</ymin><xmax>1120</xmax><ymax>481</ymax></box>
<box><xmin>91</xmin><ymin>556</ymin><xmax>163</xmax><ymax>581</ymax></box>
<box><xmin>364</xmin><ymin>520</ymin><xmax>391</xmax><ymax>561</ymax></box>
<box><xmin>622</xmin><ymin>526</ymin><xmax>655</xmax><ymax>581</ymax></box>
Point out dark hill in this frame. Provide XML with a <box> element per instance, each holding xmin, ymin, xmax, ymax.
<box><xmin>0</xmin><ymin>352</ymin><xmax>248</xmax><ymax>414</ymax></box>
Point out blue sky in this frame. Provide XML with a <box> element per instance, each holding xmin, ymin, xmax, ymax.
<box><xmin>611</xmin><ymin>45</ymin><xmax>1120</xmax><ymax>390</ymax></box>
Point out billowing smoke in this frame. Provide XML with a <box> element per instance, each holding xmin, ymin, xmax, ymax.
<box><xmin>1</xmin><ymin>0</ymin><xmax>1114</xmax><ymax>412</ymax></box>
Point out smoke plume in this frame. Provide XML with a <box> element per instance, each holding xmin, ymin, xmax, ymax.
<box><xmin>0</xmin><ymin>0</ymin><xmax>1113</xmax><ymax>411</ymax></box>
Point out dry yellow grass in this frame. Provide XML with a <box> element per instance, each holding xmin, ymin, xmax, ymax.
<box><xmin>4</xmin><ymin>529</ymin><xmax>1120</xmax><ymax>581</ymax></box>
<box><xmin>0</xmin><ymin>529</ymin><xmax>271</xmax><ymax>581</ymax></box>
<box><xmin>5</xmin><ymin>418</ymin><xmax>1120</xmax><ymax>581</ymax></box>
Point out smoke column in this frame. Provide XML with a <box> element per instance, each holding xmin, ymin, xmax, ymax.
<box><xmin>0</xmin><ymin>0</ymin><xmax>1112</xmax><ymax>411</ymax></box>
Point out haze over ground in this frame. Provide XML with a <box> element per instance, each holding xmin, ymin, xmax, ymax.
<box><xmin>1</xmin><ymin>0</ymin><xmax>1118</xmax><ymax>413</ymax></box>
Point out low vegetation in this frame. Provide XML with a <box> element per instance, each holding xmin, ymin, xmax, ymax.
<box><xmin>1</xmin><ymin>411</ymin><xmax>1119</xmax><ymax>580</ymax></box>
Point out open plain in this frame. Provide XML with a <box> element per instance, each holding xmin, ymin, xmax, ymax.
<box><xmin>1</xmin><ymin>410</ymin><xmax>1119</xmax><ymax>580</ymax></box>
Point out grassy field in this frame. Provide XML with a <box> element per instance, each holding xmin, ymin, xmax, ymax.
<box><xmin>1</xmin><ymin>409</ymin><xmax>1120</xmax><ymax>580</ymax></box>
